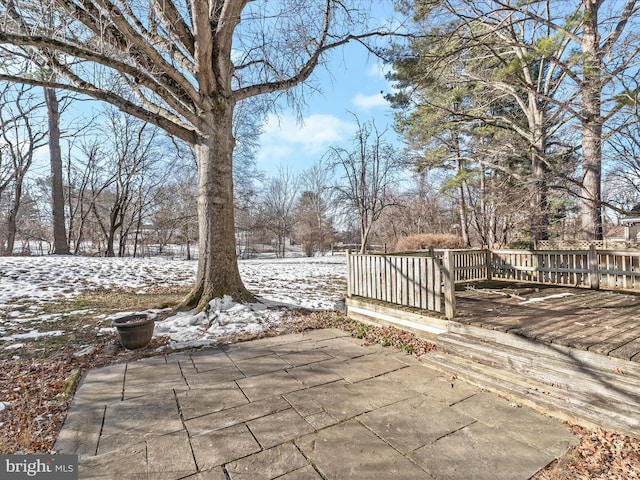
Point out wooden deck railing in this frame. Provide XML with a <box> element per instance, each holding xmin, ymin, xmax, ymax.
<box><xmin>346</xmin><ymin>247</ymin><xmax>640</xmax><ymax>320</ymax></box>
<box><xmin>491</xmin><ymin>249</ymin><xmax>594</xmax><ymax>287</ymax></box>
<box><xmin>434</xmin><ymin>249</ymin><xmax>492</xmax><ymax>284</ymax></box>
<box><xmin>492</xmin><ymin>247</ymin><xmax>640</xmax><ymax>291</ymax></box>
<box><xmin>345</xmin><ymin>251</ymin><xmax>456</xmax><ymax>318</ymax></box>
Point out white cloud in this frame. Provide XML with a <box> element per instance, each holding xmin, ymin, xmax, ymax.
<box><xmin>352</xmin><ymin>92</ymin><xmax>388</xmax><ymax>110</ymax></box>
<box><xmin>257</xmin><ymin>113</ymin><xmax>355</xmax><ymax>166</ymax></box>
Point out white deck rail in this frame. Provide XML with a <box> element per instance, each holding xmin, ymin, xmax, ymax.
<box><xmin>346</xmin><ymin>251</ymin><xmax>456</xmax><ymax>319</ymax></box>
<box><xmin>346</xmin><ymin>247</ymin><xmax>640</xmax><ymax>319</ymax></box>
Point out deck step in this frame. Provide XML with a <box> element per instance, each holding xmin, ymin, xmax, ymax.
<box><xmin>448</xmin><ymin>321</ymin><xmax>640</xmax><ymax>375</ymax></box>
<box><xmin>435</xmin><ymin>332</ymin><xmax>640</xmax><ymax>405</ymax></box>
<box><xmin>424</xmin><ymin>333</ymin><xmax>640</xmax><ymax>439</ymax></box>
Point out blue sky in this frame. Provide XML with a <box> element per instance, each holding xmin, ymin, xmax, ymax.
<box><xmin>30</xmin><ymin>4</ymin><xmax>404</xmax><ymax>179</ymax></box>
<box><xmin>255</xmin><ymin>13</ymin><xmax>403</xmax><ymax>175</ymax></box>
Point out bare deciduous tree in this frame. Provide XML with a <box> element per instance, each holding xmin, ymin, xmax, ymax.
<box><xmin>260</xmin><ymin>167</ymin><xmax>299</xmax><ymax>258</ymax></box>
<box><xmin>294</xmin><ymin>162</ymin><xmax>335</xmax><ymax>256</ymax></box>
<box><xmin>328</xmin><ymin>116</ymin><xmax>402</xmax><ymax>253</ymax></box>
<box><xmin>0</xmin><ymin>83</ymin><xmax>47</xmax><ymax>255</ymax></box>
<box><xmin>0</xmin><ymin>0</ymin><xmax>395</xmax><ymax>309</ymax></box>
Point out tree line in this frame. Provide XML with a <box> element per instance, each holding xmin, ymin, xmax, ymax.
<box><xmin>386</xmin><ymin>0</ymin><xmax>640</xmax><ymax>245</ymax></box>
<box><xmin>0</xmin><ymin>85</ymin><xmax>411</xmax><ymax>258</ymax></box>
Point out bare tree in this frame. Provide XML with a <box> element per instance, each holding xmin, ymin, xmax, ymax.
<box><xmin>91</xmin><ymin>109</ymin><xmax>161</xmax><ymax>257</ymax></box>
<box><xmin>66</xmin><ymin>138</ymin><xmax>115</xmax><ymax>254</ymax></box>
<box><xmin>0</xmin><ymin>0</ymin><xmax>396</xmax><ymax>309</ymax></box>
<box><xmin>328</xmin><ymin>116</ymin><xmax>402</xmax><ymax>253</ymax></box>
<box><xmin>0</xmin><ymin>83</ymin><xmax>48</xmax><ymax>255</ymax></box>
<box><xmin>260</xmin><ymin>167</ymin><xmax>300</xmax><ymax>258</ymax></box>
<box><xmin>293</xmin><ymin>161</ymin><xmax>335</xmax><ymax>256</ymax></box>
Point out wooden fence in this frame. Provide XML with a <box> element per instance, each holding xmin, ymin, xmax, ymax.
<box><xmin>346</xmin><ymin>247</ymin><xmax>640</xmax><ymax>320</ymax></box>
<box><xmin>492</xmin><ymin>247</ymin><xmax>640</xmax><ymax>291</ymax></box>
<box><xmin>491</xmin><ymin>249</ymin><xmax>595</xmax><ymax>288</ymax></box>
<box><xmin>534</xmin><ymin>239</ymin><xmax>640</xmax><ymax>251</ymax></box>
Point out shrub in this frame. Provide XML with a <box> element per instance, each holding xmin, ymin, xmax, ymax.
<box><xmin>394</xmin><ymin>233</ymin><xmax>466</xmax><ymax>252</ymax></box>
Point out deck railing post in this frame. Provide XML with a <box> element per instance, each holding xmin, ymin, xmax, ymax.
<box><xmin>485</xmin><ymin>249</ymin><xmax>493</xmax><ymax>281</ymax></box>
<box><xmin>442</xmin><ymin>250</ymin><xmax>456</xmax><ymax>319</ymax></box>
<box><xmin>346</xmin><ymin>250</ymin><xmax>352</xmax><ymax>298</ymax></box>
<box><xmin>589</xmin><ymin>245</ymin><xmax>599</xmax><ymax>289</ymax></box>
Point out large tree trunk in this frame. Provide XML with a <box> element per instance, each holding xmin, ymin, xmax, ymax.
<box><xmin>182</xmin><ymin>104</ymin><xmax>254</xmax><ymax>310</ymax></box>
<box><xmin>530</xmin><ymin>153</ymin><xmax>549</xmax><ymax>241</ymax></box>
<box><xmin>45</xmin><ymin>88</ymin><xmax>70</xmax><ymax>254</ymax></box>
<box><xmin>579</xmin><ymin>0</ymin><xmax>603</xmax><ymax>240</ymax></box>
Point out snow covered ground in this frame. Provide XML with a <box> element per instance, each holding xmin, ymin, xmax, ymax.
<box><xmin>0</xmin><ymin>255</ymin><xmax>347</xmax><ymax>351</ymax></box>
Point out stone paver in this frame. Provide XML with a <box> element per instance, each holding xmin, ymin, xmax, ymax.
<box><xmin>452</xmin><ymin>391</ymin><xmax>578</xmax><ymax>456</ymax></box>
<box><xmin>185</xmin><ymin>396</ymin><xmax>291</xmax><ymax>435</ymax></box>
<box><xmin>225</xmin><ymin>442</ymin><xmax>308</xmax><ymax>480</ymax></box>
<box><xmin>176</xmin><ymin>381</ymin><xmax>248</xmax><ymax>420</ymax></box>
<box><xmin>297</xmin><ymin>420</ymin><xmax>428</xmax><ymax>479</ymax></box>
<box><xmin>358</xmin><ymin>394</ymin><xmax>475</xmax><ymax>453</ymax></box>
<box><xmin>190</xmin><ymin>424</ymin><xmax>261</xmax><ymax>470</ymax></box>
<box><xmin>247</xmin><ymin>408</ymin><xmax>315</xmax><ymax>449</ymax></box>
<box><xmin>410</xmin><ymin>421</ymin><xmax>557</xmax><ymax>480</ymax></box>
<box><xmin>56</xmin><ymin>328</ymin><xmax>579</xmax><ymax>480</ymax></box>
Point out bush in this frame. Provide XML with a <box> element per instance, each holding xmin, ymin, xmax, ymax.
<box><xmin>394</xmin><ymin>233</ymin><xmax>466</xmax><ymax>252</ymax></box>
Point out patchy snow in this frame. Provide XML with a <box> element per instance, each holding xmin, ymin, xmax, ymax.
<box><xmin>153</xmin><ymin>295</ymin><xmax>288</xmax><ymax>349</ymax></box>
<box><xmin>518</xmin><ymin>292</ymin><xmax>574</xmax><ymax>305</ymax></box>
<box><xmin>0</xmin><ymin>254</ymin><xmax>347</xmax><ymax>350</ymax></box>
<box><xmin>1</xmin><ymin>330</ymin><xmax>65</xmax><ymax>341</ymax></box>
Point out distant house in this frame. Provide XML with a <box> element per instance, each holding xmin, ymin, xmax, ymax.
<box><xmin>621</xmin><ymin>204</ymin><xmax>640</xmax><ymax>242</ymax></box>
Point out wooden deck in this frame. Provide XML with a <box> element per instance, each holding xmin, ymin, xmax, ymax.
<box><xmin>454</xmin><ymin>281</ymin><xmax>640</xmax><ymax>363</ymax></box>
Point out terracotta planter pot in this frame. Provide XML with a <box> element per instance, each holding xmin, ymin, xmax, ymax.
<box><xmin>112</xmin><ymin>314</ymin><xmax>155</xmax><ymax>350</ymax></box>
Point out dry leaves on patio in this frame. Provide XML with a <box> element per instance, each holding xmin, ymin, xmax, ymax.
<box><xmin>533</xmin><ymin>425</ymin><xmax>640</xmax><ymax>480</ymax></box>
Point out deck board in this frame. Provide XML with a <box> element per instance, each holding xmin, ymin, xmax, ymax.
<box><xmin>564</xmin><ymin>317</ymin><xmax>637</xmax><ymax>350</ymax></box>
<box><xmin>455</xmin><ymin>282</ymin><xmax>640</xmax><ymax>363</ymax></box>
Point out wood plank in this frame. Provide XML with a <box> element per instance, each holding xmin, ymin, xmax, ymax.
<box><xmin>607</xmin><ymin>336</ymin><xmax>640</xmax><ymax>361</ymax></box>
<box><xmin>408</xmin><ymin>257</ymin><xmax>416</xmax><ymax>308</ymax></box>
<box><xmin>536</xmin><ymin>315</ymin><xmax>607</xmax><ymax>345</ymax></box>
<box><xmin>357</xmin><ymin>254</ymin><xmax>362</xmax><ymax>296</ymax></box>
<box><xmin>589</xmin><ymin>327</ymin><xmax>640</xmax><ymax>357</ymax></box>
<box><xmin>508</xmin><ymin>310</ymin><xmax>581</xmax><ymax>338</ymax></box>
<box><xmin>567</xmin><ymin>317</ymin><xmax>640</xmax><ymax>351</ymax></box>
<box><xmin>419</xmin><ymin>257</ymin><xmax>428</xmax><ymax>310</ymax></box>
<box><xmin>373</xmin><ymin>255</ymin><xmax>380</xmax><ymax>301</ymax></box>
<box><xmin>390</xmin><ymin>256</ymin><xmax>398</xmax><ymax>304</ymax></box>
<box><xmin>434</xmin><ymin>258</ymin><xmax>442</xmax><ymax>313</ymax></box>
<box><xmin>427</xmin><ymin>259</ymin><xmax>434</xmax><ymax>311</ymax></box>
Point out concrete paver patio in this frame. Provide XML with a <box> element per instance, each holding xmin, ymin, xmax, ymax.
<box><xmin>55</xmin><ymin>329</ymin><xmax>577</xmax><ymax>479</ymax></box>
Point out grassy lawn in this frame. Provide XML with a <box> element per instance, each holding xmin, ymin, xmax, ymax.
<box><xmin>0</xmin><ymin>286</ymin><xmax>190</xmax><ymax>362</ymax></box>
